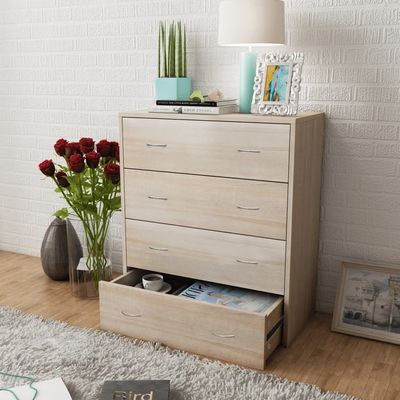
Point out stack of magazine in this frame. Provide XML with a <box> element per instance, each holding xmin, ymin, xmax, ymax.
<box><xmin>149</xmin><ymin>99</ymin><xmax>238</xmax><ymax>115</ymax></box>
<box><xmin>178</xmin><ymin>281</ymin><xmax>278</xmax><ymax>313</ymax></box>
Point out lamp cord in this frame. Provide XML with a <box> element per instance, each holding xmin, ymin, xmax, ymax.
<box><xmin>0</xmin><ymin>372</ymin><xmax>38</xmax><ymax>400</ymax></box>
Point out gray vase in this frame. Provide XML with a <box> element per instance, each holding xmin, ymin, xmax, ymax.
<box><xmin>40</xmin><ymin>217</ymin><xmax>82</xmax><ymax>281</ymax></box>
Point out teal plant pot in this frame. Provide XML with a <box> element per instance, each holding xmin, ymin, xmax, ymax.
<box><xmin>155</xmin><ymin>77</ymin><xmax>192</xmax><ymax>100</ymax></box>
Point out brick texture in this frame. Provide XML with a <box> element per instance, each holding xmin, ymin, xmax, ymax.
<box><xmin>0</xmin><ymin>0</ymin><xmax>399</xmax><ymax>313</ymax></box>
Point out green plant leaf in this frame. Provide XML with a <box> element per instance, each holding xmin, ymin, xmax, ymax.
<box><xmin>82</xmin><ymin>203</ymin><xmax>98</xmax><ymax>216</ymax></box>
<box><xmin>158</xmin><ymin>21</ymin><xmax>161</xmax><ymax>78</ymax></box>
<box><xmin>109</xmin><ymin>196</ymin><xmax>121</xmax><ymax>211</ymax></box>
<box><xmin>183</xmin><ymin>24</ymin><xmax>187</xmax><ymax>77</ymax></box>
<box><xmin>177</xmin><ymin>21</ymin><xmax>182</xmax><ymax>77</ymax></box>
<box><xmin>161</xmin><ymin>21</ymin><xmax>167</xmax><ymax>77</ymax></box>
<box><xmin>53</xmin><ymin>207</ymin><xmax>69</xmax><ymax>220</ymax></box>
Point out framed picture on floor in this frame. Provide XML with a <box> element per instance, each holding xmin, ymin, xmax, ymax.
<box><xmin>251</xmin><ymin>52</ymin><xmax>304</xmax><ymax>116</ymax></box>
<box><xmin>332</xmin><ymin>261</ymin><xmax>400</xmax><ymax>345</ymax></box>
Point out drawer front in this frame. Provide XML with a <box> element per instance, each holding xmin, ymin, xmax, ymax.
<box><xmin>125</xmin><ymin>220</ymin><xmax>286</xmax><ymax>295</ymax></box>
<box><xmin>100</xmin><ymin>269</ymin><xmax>283</xmax><ymax>369</ymax></box>
<box><xmin>125</xmin><ymin>170</ymin><xmax>288</xmax><ymax>240</ymax></box>
<box><xmin>122</xmin><ymin>118</ymin><xmax>290</xmax><ymax>182</ymax></box>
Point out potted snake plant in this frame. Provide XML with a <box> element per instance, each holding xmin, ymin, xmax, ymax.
<box><xmin>155</xmin><ymin>21</ymin><xmax>191</xmax><ymax>100</ymax></box>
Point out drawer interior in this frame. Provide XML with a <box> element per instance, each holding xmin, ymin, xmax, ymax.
<box><xmin>114</xmin><ymin>268</ymin><xmax>193</xmax><ymax>296</ymax></box>
<box><xmin>112</xmin><ymin>268</ymin><xmax>283</xmax><ymax>319</ymax></box>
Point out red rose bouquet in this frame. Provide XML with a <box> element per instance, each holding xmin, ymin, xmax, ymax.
<box><xmin>39</xmin><ymin>137</ymin><xmax>121</xmax><ymax>289</ymax></box>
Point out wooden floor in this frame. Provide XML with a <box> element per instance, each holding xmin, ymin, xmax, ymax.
<box><xmin>1</xmin><ymin>251</ymin><xmax>399</xmax><ymax>400</ymax></box>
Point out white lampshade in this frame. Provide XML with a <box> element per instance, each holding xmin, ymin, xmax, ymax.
<box><xmin>218</xmin><ymin>0</ymin><xmax>285</xmax><ymax>47</ymax></box>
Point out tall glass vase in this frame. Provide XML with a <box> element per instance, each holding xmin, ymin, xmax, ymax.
<box><xmin>67</xmin><ymin>218</ymin><xmax>112</xmax><ymax>299</ymax></box>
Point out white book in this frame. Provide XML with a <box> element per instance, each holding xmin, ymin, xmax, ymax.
<box><xmin>0</xmin><ymin>378</ymin><xmax>72</xmax><ymax>400</ymax></box>
<box><xmin>182</xmin><ymin>105</ymin><xmax>239</xmax><ymax>115</ymax></box>
<box><xmin>148</xmin><ymin>106</ymin><xmax>182</xmax><ymax>114</ymax></box>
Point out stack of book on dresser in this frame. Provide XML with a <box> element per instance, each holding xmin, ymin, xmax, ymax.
<box><xmin>149</xmin><ymin>99</ymin><xmax>238</xmax><ymax>115</ymax></box>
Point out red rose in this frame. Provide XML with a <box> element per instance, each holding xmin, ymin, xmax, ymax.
<box><xmin>65</xmin><ymin>142</ymin><xmax>81</xmax><ymax>158</ymax></box>
<box><xmin>110</xmin><ymin>141</ymin><xmax>120</xmax><ymax>161</ymax></box>
<box><xmin>86</xmin><ymin>152</ymin><xmax>101</xmax><ymax>169</ymax></box>
<box><xmin>38</xmin><ymin>160</ymin><xmax>55</xmax><ymax>176</ymax></box>
<box><xmin>68</xmin><ymin>153</ymin><xmax>85</xmax><ymax>173</ymax></box>
<box><xmin>96</xmin><ymin>139</ymin><xmax>111</xmax><ymax>157</ymax></box>
<box><xmin>104</xmin><ymin>163</ymin><xmax>120</xmax><ymax>184</ymax></box>
<box><xmin>79</xmin><ymin>137</ymin><xmax>95</xmax><ymax>154</ymax></box>
<box><xmin>54</xmin><ymin>139</ymin><xmax>68</xmax><ymax>156</ymax></box>
<box><xmin>55</xmin><ymin>171</ymin><xmax>69</xmax><ymax>187</ymax></box>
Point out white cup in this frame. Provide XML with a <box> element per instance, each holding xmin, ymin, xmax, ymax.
<box><xmin>142</xmin><ymin>273</ymin><xmax>164</xmax><ymax>291</ymax></box>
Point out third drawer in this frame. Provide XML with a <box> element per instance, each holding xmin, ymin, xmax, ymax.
<box><xmin>125</xmin><ymin>219</ymin><xmax>286</xmax><ymax>295</ymax></box>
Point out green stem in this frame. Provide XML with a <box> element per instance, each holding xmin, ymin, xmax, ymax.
<box><xmin>158</xmin><ymin>21</ymin><xmax>161</xmax><ymax>78</ymax></box>
<box><xmin>162</xmin><ymin>22</ymin><xmax>167</xmax><ymax>77</ymax></box>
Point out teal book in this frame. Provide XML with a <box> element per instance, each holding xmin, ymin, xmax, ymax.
<box><xmin>178</xmin><ymin>281</ymin><xmax>279</xmax><ymax>313</ymax></box>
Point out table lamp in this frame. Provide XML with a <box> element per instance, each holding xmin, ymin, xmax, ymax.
<box><xmin>218</xmin><ymin>0</ymin><xmax>285</xmax><ymax>113</ymax></box>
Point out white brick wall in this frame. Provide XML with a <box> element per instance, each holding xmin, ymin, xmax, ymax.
<box><xmin>0</xmin><ymin>0</ymin><xmax>399</xmax><ymax>312</ymax></box>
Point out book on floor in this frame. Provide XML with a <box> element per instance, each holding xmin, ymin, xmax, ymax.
<box><xmin>178</xmin><ymin>281</ymin><xmax>279</xmax><ymax>313</ymax></box>
<box><xmin>100</xmin><ymin>380</ymin><xmax>170</xmax><ymax>400</ymax></box>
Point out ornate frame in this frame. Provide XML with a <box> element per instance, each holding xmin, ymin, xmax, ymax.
<box><xmin>251</xmin><ymin>52</ymin><xmax>304</xmax><ymax>116</ymax></box>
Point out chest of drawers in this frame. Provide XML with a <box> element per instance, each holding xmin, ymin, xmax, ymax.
<box><xmin>100</xmin><ymin>112</ymin><xmax>324</xmax><ymax>370</ymax></box>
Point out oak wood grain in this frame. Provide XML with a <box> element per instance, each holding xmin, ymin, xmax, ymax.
<box><xmin>123</xmin><ymin>118</ymin><xmax>290</xmax><ymax>182</ymax></box>
<box><xmin>121</xmin><ymin>111</ymin><xmax>324</xmax><ymax>124</ymax></box>
<box><xmin>284</xmin><ymin>116</ymin><xmax>325</xmax><ymax>346</ymax></box>
<box><xmin>125</xmin><ymin>220</ymin><xmax>286</xmax><ymax>294</ymax></box>
<box><xmin>124</xmin><ymin>170</ymin><xmax>288</xmax><ymax>240</ymax></box>
<box><xmin>100</xmin><ymin>269</ymin><xmax>283</xmax><ymax>370</ymax></box>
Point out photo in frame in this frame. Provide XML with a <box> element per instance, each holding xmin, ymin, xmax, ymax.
<box><xmin>251</xmin><ymin>52</ymin><xmax>304</xmax><ymax>116</ymax></box>
<box><xmin>332</xmin><ymin>261</ymin><xmax>400</xmax><ymax>345</ymax></box>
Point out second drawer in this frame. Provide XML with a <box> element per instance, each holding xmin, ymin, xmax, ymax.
<box><xmin>126</xmin><ymin>220</ymin><xmax>286</xmax><ymax>295</ymax></box>
<box><xmin>125</xmin><ymin>170</ymin><xmax>288</xmax><ymax>240</ymax></box>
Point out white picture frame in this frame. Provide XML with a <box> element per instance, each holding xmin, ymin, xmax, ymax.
<box><xmin>251</xmin><ymin>52</ymin><xmax>304</xmax><ymax>116</ymax></box>
<box><xmin>332</xmin><ymin>261</ymin><xmax>400</xmax><ymax>345</ymax></box>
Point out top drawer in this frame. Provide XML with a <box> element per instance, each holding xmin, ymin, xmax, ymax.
<box><xmin>122</xmin><ymin>118</ymin><xmax>290</xmax><ymax>182</ymax></box>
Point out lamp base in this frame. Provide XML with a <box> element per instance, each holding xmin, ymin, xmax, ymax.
<box><xmin>239</xmin><ymin>52</ymin><xmax>258</xmax><ymax>114</ymax></box>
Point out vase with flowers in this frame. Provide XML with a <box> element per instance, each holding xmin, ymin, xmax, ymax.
<box><xmin>39</xmin><ymin>137</ymin><xmax>121</xmax><ymax>298</ymax></box>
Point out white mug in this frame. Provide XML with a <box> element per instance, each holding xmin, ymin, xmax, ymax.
<box><xmin>142</xmin><ymin>273</ymin><xmax>164</xmax><ymax>291</ymax></box>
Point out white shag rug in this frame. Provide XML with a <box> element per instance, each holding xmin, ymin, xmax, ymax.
<box><xmin>0</xmin><ymin>307</ymin><xmax>358</xmax><ymax>400</ymax></box>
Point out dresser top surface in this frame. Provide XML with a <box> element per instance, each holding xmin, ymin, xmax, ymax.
<box><xmin>120</xmin><ymin>111</ymin><xmax>324</xmax><ymax>125</ymax></box>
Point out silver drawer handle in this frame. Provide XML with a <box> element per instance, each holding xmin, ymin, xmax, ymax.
<box><xmin>121</xmin><ymin>310</ymin><xmax>142</xmax><ymax>318</ymax></box>
<box><xmin>236</xmin><ymin>259</ymin><xmax>259</xmax><ymax>265</ymax></box>
<box><xmin>236</xmin><ymin>205</ymin><xmax>260</xmax><ymax>211</ymax></box>
<box><xmin>148</xmin><ymin>196</ymin><xmax>168</xmax><ymax>201</ymax></box>
<box><xmin>211</xmin><ymin>332</ymin><xmax>236</xmax><ymax>339</ymax></box>
<box><xmin>146</xmin><ymin>143</ymin><xmax>167</xmax><ymax>148</ymax></box>
<box><xmin>149</xmin><ymin>246</ymin><xmax>169</xmax><ymax>252</ymax></box>
<box><xmin>237</xmin><ymin>149</ymin><xmax>261</xmax><ymax>153</ymax></box>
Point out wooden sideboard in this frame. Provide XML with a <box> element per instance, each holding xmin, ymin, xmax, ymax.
<box><xmin>100</xmin><ymin>112</ymin><xmax>325</xmax><ymax>369</ymax></box>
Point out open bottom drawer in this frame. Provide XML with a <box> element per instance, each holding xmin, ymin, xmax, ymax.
<box><xmin>100</xmin><ymin>269</ymin><xmax>283</xmax><ymax>370</ymax></box>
